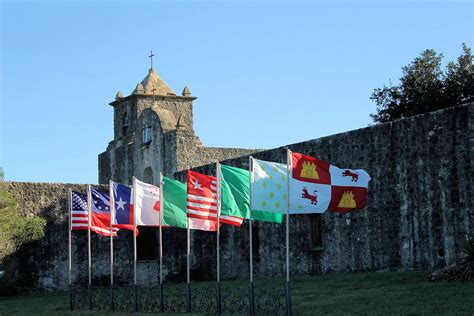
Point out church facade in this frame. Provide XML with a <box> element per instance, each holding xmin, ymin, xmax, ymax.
<box><xmin>98</xmin><ymin>66</ymin><xmax>258</xmax><ymax>185</ymax></box>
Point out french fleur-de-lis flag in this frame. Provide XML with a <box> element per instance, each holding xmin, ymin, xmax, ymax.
<box><xmin>289</xmin><ymin>151</ymin><xmax>371</xmax><ymax>214</ymax></box>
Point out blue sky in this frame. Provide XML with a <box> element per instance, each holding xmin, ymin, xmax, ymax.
<box><xmin>1</xmin><ymin>0</ymin><xmax>472</xmax><ymax>184</ymax></box>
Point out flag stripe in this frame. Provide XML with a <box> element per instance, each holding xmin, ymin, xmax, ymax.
<box><xmin>187</xmin><ymin>205</ymin><xmax>218</xmax><ymax>214</ymax></box>
<box><xmin>187</xmin><ymin>201</ymin><xmax>218</xmax><ymax>211</ymax></box>
<box><xmin>187</xmin><ymin>212</ymin><xmax>216</xmax><ymax>220</ymax></box>
<box><xmin>219</xmin><ymin>215</ymin><xmax>243</xmax><ymax>226</ymax></box>
<box><xmin>187</xmin><ymin>194</ymin><xmax>217</xmax><ymax>203</ymax></box>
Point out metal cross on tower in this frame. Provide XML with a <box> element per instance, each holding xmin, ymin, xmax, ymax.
<box><xmin>149</xmin><ymin>50</ymin><xmax>155</xmax><ymax>69</ymax></box>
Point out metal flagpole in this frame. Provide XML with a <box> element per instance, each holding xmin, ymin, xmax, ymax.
<box><xmin>285</xmin><ymin>149</ymin><xmax>292</xmax><ymax>316</ymax></box>
<box><xmin>249</xmin><ymin>157</ymin><xmax>255</xmax><ymax>314</ymax></box>
<box><xmin>133</xmin><ymin>177</ymin><xmax>138</xmax><ymax>312</ymax></box>
<box><xmin>87</xmin><ymin>185</ymin><xmax>92</xmax><ymax>311</ymax></box>
<box><xmin>68</xmin><ymin>189</ymin><xmax>73</xmax><ymax>311</ymax></box>
<box><xmin>159</xmin><ymin>172</ymin><xmax>164</xmax><ymax>312</ymax></box>
<box><xmin>109</xmin><ymin>180</ymin><xmax>115</xmax><ymax>311</ymax></box>
<box><xmin>186</xmin><ymin>217</ymin><xmax>191</xmax><ymax>313</ymax></box>
<box><xmin>186</xmin><ymin>169</ymin><xmax>191</xmax><ymax>313</ymax></box>
<box><xmin>216</xmin><ymin>162</ymin><xmax>222</xmax><ymax>315</ymax></box>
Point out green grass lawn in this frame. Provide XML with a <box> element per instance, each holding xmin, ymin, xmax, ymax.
<box><xmin>1</xmin><ymin>271</ymin><xmax>473</xmax><ymax>315</ymax></box>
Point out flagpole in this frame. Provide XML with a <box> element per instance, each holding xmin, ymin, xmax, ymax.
<box><xmin>109</xmin><ymin>180</ymin><xmax>114</xmax><ymax>312</ymax></box>
<box><xmin>285</xmin><ymin>149</ymin><xmax>292</xmax><ymax>316</ymax></box>
<box><xmin>159</xmin><ymin>172</ymin><xmax>164</xmax><ymax>313</ymax></box>
<box><xmin>249</xmin><ymin>156</ymin><xmax>255</xmax><ymax>314</ymax></box>
<box><xmin>132</xmin><ymin>177</ymin><xmax>138</xmax><ymax>312</ymax></box>
<box><xmin>186</xmin><ymin>217</ymin><xmax>191</xmax><ymax>313</ymax></box>
<box><xmin>216</xmin><ymin>162</ymin><xmax>222</xmax><ymax>315</ymax></box>
<box><xmin>186</xmin><ymin>169</ymin><xmax>191</xmax><ymax>313</ymax></box>
<box><xmin>68</xmin><ymin>189</ymin><xmax>73</xmax><ymax>311</ymax></box>
<box><xmin>87</xmin><ymin>185</ymin><xmax>92</xmax><ymax>311</ymax></box>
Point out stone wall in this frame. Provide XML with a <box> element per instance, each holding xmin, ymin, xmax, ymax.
<box><xmin>3</xmin><ymin>103</ymin><xmax>473</xmax><ymax>291</ymax></box>
<box><xmin>175</xmin><ymin>103</ymin><xmax>473</xmax><ymax>274</ymax></box>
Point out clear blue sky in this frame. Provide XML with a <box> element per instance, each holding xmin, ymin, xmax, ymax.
<box><xmin>1</xmin><ymin>0</ymin><xmax>472</xmax><ymax>184</ymax></box>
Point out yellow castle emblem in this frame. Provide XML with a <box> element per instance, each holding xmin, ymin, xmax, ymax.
<box><xmin>337</xmin><ymin>191</ymin><xmax>356</xmax><ymax>208</ymax></box>
<box><xmin>300</xmin><ymin>161</ymin><xmax>319</xmax><ymax>180</ymax></box>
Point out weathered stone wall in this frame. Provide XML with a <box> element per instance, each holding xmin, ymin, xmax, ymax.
<box><xmin>3</xmin><ymin>103</ymin><xmax>473</xmax><ymax>291</ymax></box>
<box><xmin>98</xmin><ymin>93</ymin><xmax>258</xmax><ymax>184</ymax></box>
<box><xmin>175</xmin><ymin>133</ymin><xmax>262</xmax><ymax>172</ymax></box>
<box><xmin>175</xmin><ymin>103</ymin><xmax>473</xmax><ymax>275</ymax></box>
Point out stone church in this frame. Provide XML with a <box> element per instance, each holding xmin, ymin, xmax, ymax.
<box><xmin>98</xmin><ymin>65</ymin><xmax>258</xmax><ymax>185</ymax></box>
<box><xmin>2</xmin><ymin>58</ymin><xmax>472</xmax><ymax>291</ymax></box>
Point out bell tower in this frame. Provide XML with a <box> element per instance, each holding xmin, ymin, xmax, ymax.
<box><xmin>98</xmin><ymin>55</ymin><xmax>199</xmax><ymax>184</ymax></box>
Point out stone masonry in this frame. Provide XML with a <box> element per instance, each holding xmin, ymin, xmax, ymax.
<box><xmin>98</xmin><ymin>67</ymin><xmax>259</xmax><ymax>185</ymax></box>
<box><xmin>3</xmin><ymin>103</ymin><xmax>473</xmax><ymax>291</ymax></box>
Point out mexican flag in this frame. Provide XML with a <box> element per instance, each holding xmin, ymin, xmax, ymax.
<box><xmin>221</xmin><ymin>164</ymin><xmax>283</xmax><ymax>224</ymax></box>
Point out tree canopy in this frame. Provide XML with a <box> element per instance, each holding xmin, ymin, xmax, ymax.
<box><xmin>371</xmin><ymin>44</ymin><xmax>473</xmax><ymax>123</ymax></box>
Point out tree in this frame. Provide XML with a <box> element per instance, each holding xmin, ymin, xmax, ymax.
<box><xmin>371</xmin><ymin>44</ymin><xmax>473</xmax><ymax>123</ymax></box>
<box><xmin>0</xmin><ymin>185</ymin><xmax>46</xmax><ymax>261</ymax></box>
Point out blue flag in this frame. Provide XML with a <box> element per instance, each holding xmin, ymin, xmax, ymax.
<box><xmin>111</xmin><ymin>181</ymin><xmax>137</xmax><ymax>235</ymax></box>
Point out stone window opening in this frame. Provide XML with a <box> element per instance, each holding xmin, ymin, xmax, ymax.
<box><xmin>309</xmin><ymin>214</ymin><xmax>323</xmax><ymax>251</ymax></box>
<box><xmin>142</xmin><ymin>124</ymin><xmax>152</xmax><ymax>145</ymax></box>
<box><xmin>122</xmin><ymin>112</ymin><xmax>129</xmax><ymax>136</ymax></box>
<box><xmin>137</xmin><ymin>227</ymin><xmax>158</xmax><ymax>261</ymax></box>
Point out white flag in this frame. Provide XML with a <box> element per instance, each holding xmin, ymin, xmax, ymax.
<box><xmin>251</xmin><ymin>158</ymin><xmax>288</xmax><ymax>214</ymax></box>
<box><xmin>133</xmin><ymin>178</ymin><xmax>161</xmax><ymax>226</ymax></box>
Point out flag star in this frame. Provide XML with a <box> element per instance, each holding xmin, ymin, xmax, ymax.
<box><xmin>269</xmin><ymin>174</ymin><xmax>273</xmax><ymax>179</ymax></box>
<box><xmin>273</xmin><ymin>166</ymin><xmax>278</xmax><ymax>172</ymax></box>
<box><xmin>275</xmin><ymin>202</ymin><xmax>281</xmax><ymax>209</ymax></box>
<box><xmin>259</xmin><ymin>164</ymin><xmax>265</xmax><ymax>171</ymax></box>
<box><xmin>193</xmin><ymin>180</ymin><xmax>202</xmax><ymax>190</ymax></box>
<box><xmin>262</xmin><ymin>182</ymin><xmax>268</xmax><ymax>189</ymax></box>
<box><xmin>276</xmin><ymin>184</ymin><xmax>282</xmax><ymax>190</ymax></box>
<box><xmin>283</xmin><ymin>194</ymin><xmax>287</xmax><ymax>200</ymax></box>
<box><xmin>116</xmin><ymin>197</ymin><xmax>126</xmax><ymax>210</ymax></box>
<box><xmin>281</xmin><ymin>175</ymin><xmax>286</xmax><ymax>181</ymax></box>
<box><xmin>298</xmin><ymin>205</ymin><xmax>303</xmax><ymax>210</ymax></box>
<box><xmin>98</xmin><ymin>205</ymin><xmax>102</xmax><ymax>210</ymax></box>
<box><xmin>261</xmin><ymin>201</ymin><xmax>267</xmax><ymax>207</ymax></box>
<box><xmin>269</xmin><ymin>192</ymin><xmax>275</xmax><ymax>198</ymax></box>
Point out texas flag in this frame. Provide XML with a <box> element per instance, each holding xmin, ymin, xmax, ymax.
<box><xmin>111</xmin><ymin>181</ymin><xmax>138</xmax><ymax>235</ymax></box>
<box><xmin>289</xmin><ymin>151</ymin><xmax>371</xmax><ymax>214</ymax></box>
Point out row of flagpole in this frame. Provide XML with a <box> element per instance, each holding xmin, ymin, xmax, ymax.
<box><xmin>67</xmin><ymin>149</ymin><xmax>295</xmax><ymax>314</ymax></box>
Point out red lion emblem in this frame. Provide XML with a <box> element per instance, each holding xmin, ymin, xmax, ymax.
<box><xmin>302</xmin><ymin>187</ymin><xmax>318</xmax><ymax>205</ymax></box>
<box><xmin>342</xmin><ymin>170</ymin><xmax>359</xmax><ymax>182</ymax></box>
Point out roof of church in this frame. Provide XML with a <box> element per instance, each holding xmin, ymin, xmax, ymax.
<box><xmin>133</xmin><ymin>67</ymin><xmax>176</xmax><ymax>96</ymax></box>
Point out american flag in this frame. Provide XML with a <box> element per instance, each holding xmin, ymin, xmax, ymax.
<box><xmin>186</xmin><ymin>170</ymin><xmax>243</xmax><ymax>231</ymax></box>
<box><xmin>71</xmin><ymin>191</ymin><xmax>88</xmax><ymax>230</ymax></box>
<box><xmin>69</xmin><ymin>188</ymin><xmax>119</xmax><ymax>236</ymax></box>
